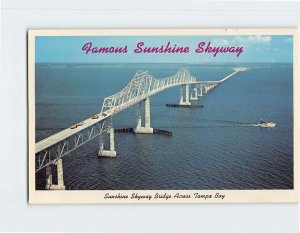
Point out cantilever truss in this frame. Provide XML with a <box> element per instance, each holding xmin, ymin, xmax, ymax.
<box><xmin>101</xmin><ymin>68</ymin><xmax>196</xmax><ymax>115</ymax></box>
<box><xmin>35</xmin><ymin>68</ymin><xmax>197</xmax><ymax>172</ymax></box>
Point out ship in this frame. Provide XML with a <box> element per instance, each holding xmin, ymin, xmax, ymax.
<box><xmin>257</xmin><ymin>120</ymin><xmax>276</xmax><ymax>128</ymax></box>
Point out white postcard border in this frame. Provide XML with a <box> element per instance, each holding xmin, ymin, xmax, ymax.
<box><xmin>28</xmin><ymin>28</ymin><xmax>299</xmax><ymax>204</ymax></box>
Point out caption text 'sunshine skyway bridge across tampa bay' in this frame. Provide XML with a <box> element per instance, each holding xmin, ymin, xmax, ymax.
<box><xmin>35</xmin><ymin>67</ymin><xmax>246</xmax><ymax>190</ymax></box>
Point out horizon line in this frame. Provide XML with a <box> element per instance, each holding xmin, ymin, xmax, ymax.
<box><xmin>35</xmin><ymin>61</ymin><xmax>293</xmax><ymax>64</ymax></box>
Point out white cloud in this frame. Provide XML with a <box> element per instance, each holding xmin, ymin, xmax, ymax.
<box><xmin>234</xmin><ymin>35</ymin><xmax>272</xmax><ymax>44</ymax></box>
<box><xmin>285</xmin><ymin>37</ymin><xmax>293</xmax><ymax>43</ymax></box>
<box><xmin>212</xmin><ymin>39</ymin><xmax>229</xmax><ymax>46</ymax></box>
<box><xmin>248</xmin><ymin>35</ymin><xmax>272</xmax><ymax>43</ymax></box>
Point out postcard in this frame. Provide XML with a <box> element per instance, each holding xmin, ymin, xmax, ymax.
<box><xmin>28</xmin><ymin>29</ymin><xmax>298</xmax><ymax>203</ymax></box>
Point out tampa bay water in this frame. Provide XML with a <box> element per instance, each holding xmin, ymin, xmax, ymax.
<box><xmin>35</xmin><ymin>63</ymin><xmax>293</xmax><ymax>190</ymax></box>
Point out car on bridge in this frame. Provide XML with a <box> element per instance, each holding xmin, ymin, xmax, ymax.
<box><xmin>70</xmin><ymin>124</ymin><xmax>77</xmax><ymax>129</ymax></box>
<box><xmin>69</xmin><ymin>121</ymin><xmax>85</xmax><ymax>129</ymax></box>
<box><xmin>91</xmin><ymin>115</ymin><xmax>99</xmax><ymax>119</ymax></box>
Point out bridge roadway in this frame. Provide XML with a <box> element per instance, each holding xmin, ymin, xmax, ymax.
<box><xmin>36</xmin><ymin>81</ymin><xmax>200</xmax><ymax>153</ymax></box>
<box><xmin>35</xmin><ymin>111</ymin><xmax>109</xmax><ymax>153</ymax></box>
<box><xmin>35</xmin><ymin>67</ymin><xmax>245</xmax><ymax>154</ymax></box>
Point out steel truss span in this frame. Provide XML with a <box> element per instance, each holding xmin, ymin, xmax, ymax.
<box><xmin>35</xmin><ymin>68</ymin><xmax>198</xmax><ymax>172</ymax></box>
<box><xmin>101</xmin><ymin>68</ymin><xmax>197</xmax><ymax>114</ymax></box>
<box><xmin>35</xmin><ymin>67</ymin><xmax>245</xmax><ymax>172</ymax></box>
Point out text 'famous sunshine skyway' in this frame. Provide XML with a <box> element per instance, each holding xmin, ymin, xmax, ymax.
<box><xmin>81</xmin><ymin>41</ymin><xmax>244</xmax><ymax>57</ymax></box>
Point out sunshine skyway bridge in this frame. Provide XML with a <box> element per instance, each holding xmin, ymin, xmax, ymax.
<box><xmin>35</xmin><ymin>67</ymin><xmax>246</xmax><ymax>190</ymax></box>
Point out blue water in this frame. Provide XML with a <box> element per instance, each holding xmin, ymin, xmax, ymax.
<box><xmin>35</xmin><ymin>63</ymin><xmax>293</xmax><ymax>190</ymax></box>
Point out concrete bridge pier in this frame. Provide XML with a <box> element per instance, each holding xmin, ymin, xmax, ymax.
<box><xmin>145</xmin><ymin>97</ymin><xmax>151</xmax><ymax>129</ymax></box>
<box><xmin>190</xmin><ymin>88</ymin><xmax>198</xmax><ymax>100</ymax></box>
<box><xmin>198</xmin><ymin>86</ymin><xmax>203</xmax><ymax>97</ymax></box>
<box><xmin>135</xmin><ymin>101</ymin><xmax>142</xmax><ymax>129</ymax></box>
<box><xmin>179</xmin><ymin>84</ymin><xmax>191</xmax><ymax>106</ymax></box>
<box><xmin>45</xmin><ymin>159</ymin><xmax>66</xmax><ymax>190</ymax></box>
<box><xmin>99</xmin><ymin>127</ymin><xmax>117</xmax><ymax>157</ymax></box>
<box><xmin>45</xmin><ymin>165</ymin><xmax>52</xmax><ymax>190</ymax></box>
<box><xmin>179</xmin><ymin>84</ymin><xmax>184</xmax><ymax>103</ymax></box>
<box><xmin>134</xmin><ymin>97</ymin><xmax>153</xmax><ymax>134</ymax></box>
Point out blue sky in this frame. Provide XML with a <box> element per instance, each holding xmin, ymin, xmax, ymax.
<box><xmin>35</xmin><ymin>35</ymin><xmax>293</xmax><ymax>63</ymax></box>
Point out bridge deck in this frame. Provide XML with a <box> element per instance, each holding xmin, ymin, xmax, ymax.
<box><xmin>35</xmin><ymin>68</ymin><xmax>245</xmax><ymax>154</ymax></box>
<box><xmin>36</xmin><ymin>86</ymin><xmax>200</xmax><ymax>153</ymax></box>
<box><xmin>36</xmin><ymin>80</ymin><xmax>216</xmax><ymax>153</ymax></box>
<box><xmin>35</xmin><ymin>113</ymin><xmax>109</xmax><ymax>153</ymax></box>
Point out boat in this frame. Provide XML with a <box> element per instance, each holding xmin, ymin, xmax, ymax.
<box><xmin>257</xmin><ymin>120</ymin><xmax>276</xmax><ymax>128</ymax></box>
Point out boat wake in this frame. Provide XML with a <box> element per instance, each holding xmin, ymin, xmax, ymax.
<box><xmin>159</xmin><ymin>123</ymin><xmax>261</xmax><ymax>129</ymax></box>
<box><xmin>157</xmin><ymin>119</ymin><xmax>274</xmax><ymax>129</ymax></box>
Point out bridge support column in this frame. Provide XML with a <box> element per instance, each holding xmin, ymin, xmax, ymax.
<box><xmin>190</xmin><ymin>88</ymin><xmax>198</xmax><ymax>100</ymax></box>
<box><xmin>136</xmin><ymin>102</ymin><xmax>142</xmax><ymax>128</ymax></box>
<box><xmin>134</xmin><ymin>97</ymin><xmax>153</xmax><ymax>134</ymax></box>
<box><xmin>99</xmin><ymin>127</ymin><xmax>117</xmax><ymax>157</ymax></box>
<box><xmin>179</xmin><ymin>85</ymin><xmax>184</xmax><ymax>103</ymax></box>
<box><xmin>54</xmin><ymin>159</ymin><xmax>65</xmax><ymax>190</ymax></box>
<box><xmin>46</xmin><ymin>159</ymin><xmax>66</xmax><ymax>190</ymax></box>
<box><xmin>98</xmin><ymin>133</ymin><xmax>104</xmax><ymax>156</ymax></box>
<box><xmin>198</xmin><ymin>87</ymin><xmax>203</xmax><ymax>97</ymax></box>
<box><xmin>45</xmin><ymin>165</ymin><xmax>52</xmax><ymax>190</ymax></box>
<box><xmin>185</xmin><ymin>84</ymin><xmax>190</xmax><ymax>104</ymax></box>
<box><xmin>179</xmin><ymin>84</ymin><xmax>191</xmax><ymax>106</ymax></box>
<box><xmin>145</xmin><ymin>97</ymin><xmax>151</xmax><ymax>128</ymax></box>
<box><xmin>57</xmin><ymin>159</ymin><xmax>65</xmax><ymax>189</ymax></box>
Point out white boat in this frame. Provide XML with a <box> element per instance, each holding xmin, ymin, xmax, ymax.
<box><xmin>257</xmin><ymin>120</ymin><xmax>276</xmax><ymax>128</ymax></box>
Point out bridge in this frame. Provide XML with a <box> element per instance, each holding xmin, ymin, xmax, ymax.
<box><xmin>35</xmin><ymin>67</ymin><xmax>246</xmax><ymax>190</ymax></box>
